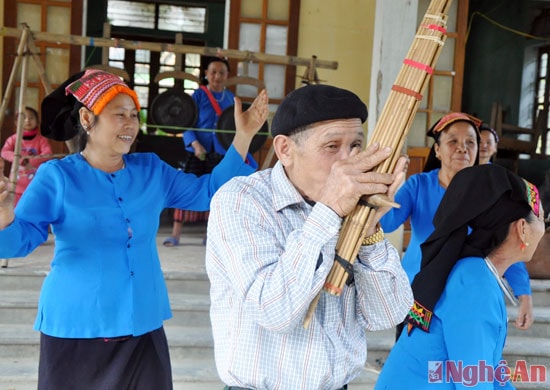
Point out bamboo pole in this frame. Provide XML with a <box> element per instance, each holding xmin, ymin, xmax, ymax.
<box><xmin>0</xmin><ymin>27</ymin><xmax>29</xmax><ymax>131</ymax></box>
<box><xmin>26</xmin><ymin>30</ymin><xmax>52</xmax><ymax>94</ymax></box>
<box><xmin>0</xmin><ymin>26</ymin><xmax>338</xmax><ymax>70</ymax></box>
<box><xmin>303</xmin><ymin>0</ymin><xmax>453</xmax><ymax>328</ymax></box>
<box><xmin>24</xmin><ymin>153</ymin><xmax>67</xmax><ymax>159</ymax></box>
<box><xmin>8</xmin><ymin>39</ymin><xmax>30</xmax><ymax>203</ymax></box>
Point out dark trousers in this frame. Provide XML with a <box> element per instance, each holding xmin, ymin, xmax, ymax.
<box><xmin>39</xmin><ymin>327</ymin><xmax>173</xmax><ymax>390</ymax></box>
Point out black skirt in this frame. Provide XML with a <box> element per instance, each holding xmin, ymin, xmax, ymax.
<box><xmin>38</xmin><ymin>327</ymin><xmax>173</xmax><ymax>390</ymax></box>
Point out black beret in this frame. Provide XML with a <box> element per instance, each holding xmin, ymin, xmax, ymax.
<box><xmin>271</xmin><ymin>84</ymin><xmax>368</xmax><ymax>137</ymax></box>
<box><xmin>41</xmin><ymin>70</ymin><xmax>85</xmax><ymax>141</ymax></box>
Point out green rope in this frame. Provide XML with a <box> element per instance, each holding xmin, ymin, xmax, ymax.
<box><xmin>144</xmin><ymin>123</ymin><xmax>270</xmax><ymax>136</ymax></box>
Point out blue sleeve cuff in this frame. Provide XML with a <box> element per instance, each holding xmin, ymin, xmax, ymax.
<box><xmin>183</xmin><ymin>131</ymin><xmax>197</xmax><ymax>147</ymax></box>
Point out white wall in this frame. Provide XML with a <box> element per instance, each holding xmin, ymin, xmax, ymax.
<box><xmin>368</xmin><ymin>0</ymin><xmax>419</xmax><ymax>137</ymax></box>
<box><xmin>368</xmin><ymin>0</ymin><xmax>419</xmax><ymax>254</ymax></box>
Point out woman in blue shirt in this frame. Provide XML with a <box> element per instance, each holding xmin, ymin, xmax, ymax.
<box><xmin>0</xmin><ymin>69</ymin><xmax>268</xmax><ymax>389</ymax></box>
<box><xmin>164</xmin><ymin>56</ymin><xmax>258</xmax><ymax>246</ymax></box>
<box><xmin>184</xmin><ymin>56</ymin><xmax>236</xmax><ymax>157</ymax></box>
<box><xmin>380</xmin><ymin>113</ymin><xmax>534</xmax><ymax>336</ymax></box>
<box><xmin>376</xmin><ymin>164</ymin><xmax>545</xmax><ymax>389</ymax></box>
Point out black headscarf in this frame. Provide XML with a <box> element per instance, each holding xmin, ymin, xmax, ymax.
<box><xmin>41</xmin><ymin>70</ymin><xmax>85</xmax><ymax>141</ymax></box>
<box><xmin>405</xmin><ymin>164</ymin><xmax>539</xmax><ymax>333</ymax></box>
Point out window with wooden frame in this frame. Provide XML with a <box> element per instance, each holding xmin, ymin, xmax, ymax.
<box><xmin>86</xmin><ymin>0</ymin><xmax>226</xmax><ymax>134</ymax></box>
<box><xmin>227</xmin><ymin>0</ymin><xmax>300</xmax><ymax>168</ymax></box>
<box><xmin>227</xmin><ymin>0</ymin><xmax>300</xmax><ymax>109</ymax></box>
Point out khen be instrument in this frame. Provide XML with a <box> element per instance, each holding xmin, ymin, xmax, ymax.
<box><xmin>304</xmin><ymin>0</ymin><xmax>454</xmax><ymax>328</ymax></box>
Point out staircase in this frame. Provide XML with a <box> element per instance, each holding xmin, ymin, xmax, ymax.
<box><xmin>0</xmin><ymin>228</ymin><xmax>549</xmax><ymax>389</ymax></box>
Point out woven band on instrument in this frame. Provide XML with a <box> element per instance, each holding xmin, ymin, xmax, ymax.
<box><xmin>334</xmin><ymin>253</ymin><xmax>354</xmax><ymax>286</ymax></box>
<box><xmin>403</xmin><ymin>59</ymin><xmax>434</xmax><ymax>75</ymax></box>
<box><xmin>391</xmin><ymin>85</ymin><xmax>423</xmax><ymax>101</ymax></box>
<box><xmin>415</xmin><ymin>34</ymin><xmax>445</xmax><ymax>46</ymax></box>
<box><xmin>423</xmin><ymin>14</ymin><xmax>446</xmax><ymax>25</ymax></box>
<box><xmin>422</xmin><ymin>24</ymin><xmax>447</xmax><ymax>34</ymax></box>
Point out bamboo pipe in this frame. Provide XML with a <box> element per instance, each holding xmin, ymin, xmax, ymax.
<box><xmin>26</xmin><ymin>27</ymin><xmax>53</xmax><ymax>94</ymax></box>
<box><xmin>0</xmin><ymin>26</ymin><xmax>338</xmax><ymax>70</ymax></box>
<box><xmin>8</xmin><ymin>40</ymin><xmax>30</xmax><ymax>204</ymax></box>
<box><xmin>303</xmin><ymin>0</ymin><xmax>453</xmax><ymax>329</ymax></box>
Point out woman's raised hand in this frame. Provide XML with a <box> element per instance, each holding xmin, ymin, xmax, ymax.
<box><xmin>234</xmin><ymin>89</ymin><xmax>269</xmax><ymax>138</ymax></box>
<box><xmin>231</xmin><ymin>89</ymin><xmax>269</xmax><ymax>160</ymax></box>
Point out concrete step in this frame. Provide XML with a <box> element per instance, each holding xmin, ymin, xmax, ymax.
<box><xmin>164</xmin><ymin>272</ymin><xmax>211</xmax><ymax>296</ymax></box>
<box><xmin>531</xmin><ymin>279</ymin><xmax>550</xmax><ymax>307</ymax></box>
<box><xmin>0</xmin><ymin>271</ymin><xmax>47</xmax><ymax>292</ymax></box>
<box><xmin>505</xmin><ymin>336</ymin><xmax>550</xmax><ymax>366</ymax></box>
<box><xmin>0</xmin><ymin>290</ymin><xmax>40</xmax><ymax>325</ymax></box>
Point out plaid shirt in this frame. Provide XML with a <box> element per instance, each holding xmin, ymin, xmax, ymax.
<box><xmin>206</xmin><ymin>162</ymin><xmax>413</xmax><ymax>390</ymax></box>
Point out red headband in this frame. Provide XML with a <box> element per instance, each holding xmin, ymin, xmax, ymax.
<box><xmin>432</xmin><ymin>112</ymin><xmax>482</xmax><ymax>135</ymax></box>
<box><xmin>65</xmin><ymin>69</ymin><xmax>140</xmax><ymax>115</ymax></box>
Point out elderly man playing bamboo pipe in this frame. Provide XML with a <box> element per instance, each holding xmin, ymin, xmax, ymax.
<box><xmin>206</xmin><ymin>84</ymin><xmax>413</xmax><ymax>390</ymax></box>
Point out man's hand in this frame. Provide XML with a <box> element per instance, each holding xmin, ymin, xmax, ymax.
<box><xmin>318</xmin><ymin>143</ymin><xmax>399</xmax><ymax>219</ymax></box>
<box><xmin>0</xmin><ymin>174</ymin><xmax>15</xmax><ymax>230</ymax></box>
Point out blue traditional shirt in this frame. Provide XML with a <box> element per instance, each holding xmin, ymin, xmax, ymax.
<box><xmin>375</xmin><ymin>257</ymin><xmax>514</xmax><ymax>389</ymax></box>
<box><xmin>0</xmin><ymin>148</ymin><xmax>254</xmax><ymax>338</ymax></box>
<box><xmin>183</xmin><ymin>86</ymin><xmax>235</xmax><ymax>155</ymax></box>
